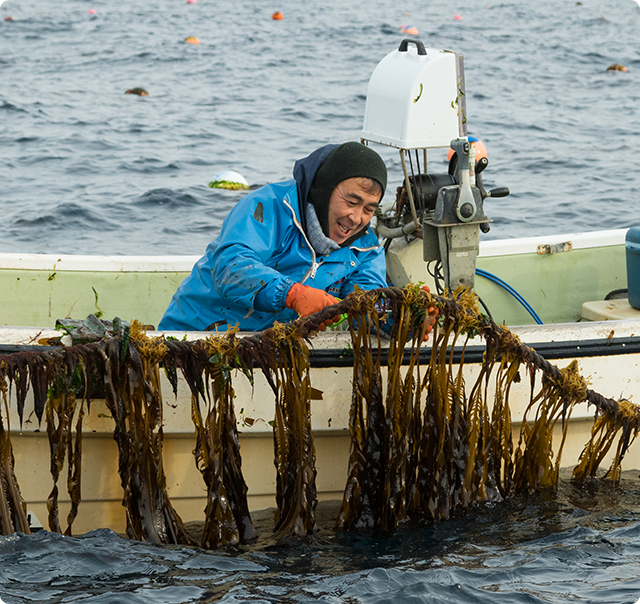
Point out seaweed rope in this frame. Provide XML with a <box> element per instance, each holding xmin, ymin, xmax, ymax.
<box><xmin>0</xmin><ymin>286</ymin><xmax>638</xmax><ymax>544</ymax></box>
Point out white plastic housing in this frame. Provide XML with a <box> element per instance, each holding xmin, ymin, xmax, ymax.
<box><xmin>362</xmin><ymin>43</ymin><xmax>466</xmax><ymax>150</ymax></box>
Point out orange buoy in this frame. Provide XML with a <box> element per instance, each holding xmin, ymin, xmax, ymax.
<box><xmin>453</xmin><ymin>14</ymin><xmax>463</xmax><ymax>20</ymax></box>
<box><xmin>4</xmin><ymin>16</ymin><xmax>13</xmax><ymax>21</ymax></box>
<box><xmin>185</xmin><ymin>36</ymin><xmax>200</xmax><ymax>44</ymax></box>
<box><xmin>400</xmin><ymin>24</ymin><xmax>419</xmax><ymax>36</ymax></box>
<box><xmin>87</xmin><ymin>9</ymin><xmax>97</xmax><ymax>14</ymax></box>
<box><xmin>447</xmin><ymin>137</ymin><xmax>488</xmax><ymax>162</ymax></box>
<box><xmin>607</xmin><ymin>64</ymin><xmax>627</xmax><ymax>72</ymax></box>
<box><xmin>125</xmin><ymin>88</ymin><xmax>149</xmax><ymax>96</ymax></box>
<box><xmin>272</xmin><ymin>11</ymin><xmax>283</xmax><ymax>20</ymax></box>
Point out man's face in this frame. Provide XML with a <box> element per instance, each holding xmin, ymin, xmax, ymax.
<box><xmin>327</xmin><ymin>177</ymin><xmax>381</xmax><ymax>244</ymax></box>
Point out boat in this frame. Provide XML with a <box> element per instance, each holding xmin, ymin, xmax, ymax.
<box><xmin>1</xmin><ymin>41</ymin><xmax>640</xmax><ymax>540</ymax></box>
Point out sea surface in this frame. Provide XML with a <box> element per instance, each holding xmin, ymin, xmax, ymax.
<box><xmin>2</xmin><ymin>0</ymin><xmax>640</xmax><ymax>256</ymax></box>
<box><xmin>3</xmin><ymin>1</ymin><xmax>640</xmax><ymax>602</ymax></box>
<box><xmin>2</xmin><ymin>471</ymin><xmax>640</xmax><ymax>603</ymax></box>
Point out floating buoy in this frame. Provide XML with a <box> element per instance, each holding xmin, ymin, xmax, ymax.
<box><xmin>125</xmin><ymin>88</ymin><xmax>149</xmax><ymax>96</ymax></box>
<box><xmin>400</xmin><ymin>24</ymin><xmax>419</xmax><ymax>36</ymax></box>
<box><xmin>87</xmin><ymin>9</ymin><xmax>97</xmax><ymax>14</ymax></box>
<box><xmin>447</xmin><ymin>136</ymin><xmax>488</xmax><ymax>162</ymax></box>
<box><xmin>185</xmin><ymin>36</ymin><xmax>200</xmax><ymax>44</ymax></box>
<box><xmin>272</xmin><ymin>11</ymin><xmax>283</xmax><ymax>20</ymax></box>
<box><xmin>187</xmin><ymin>0</ymin><xmax>197</xmax><ymax>3</ymax></box>
<box><xmin>607</xmin><ymin>64</ymin><xmax>627</xmax><ymax>72</ymax></box>
<box><xmin>208</xmin><ymin>171</ymin><xmax>250</xmax><ymax>190</ymax></box>
<box><xmin>453</xmin><ymin>14</ymin><xmax>463</xmax><ymax>20</ymax></box>
<box><xmin>4</xmin><ymin>16</ymin><xmax>13</xmax><ymax>21</ymax></box>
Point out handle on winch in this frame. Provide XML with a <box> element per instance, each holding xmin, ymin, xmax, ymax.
<box><xmin>398</xmin><ymin>39</ymin><xmax>427</xmax><ymax>55</ymax></box>
<box><xmin>487</xmin><ymin>187</ymin><xmax>510</xmax><ymax>198</ymax></box>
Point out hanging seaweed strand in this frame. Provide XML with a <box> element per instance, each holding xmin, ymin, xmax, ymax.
<box><xmin>255</xmin><ymin>322</ymin><xmax>318</xmax><ymax>541</ymax></box>
<box><xmin>0</xmin><ymin>373</ymin><xmax>30</xmax><ymax>536</ymax></box>
<box><xmin>103</xmin><ymin>321</ymin><xmax>194</xmax><ymax>545</ymax></box>
<box><xmin>176</xmin><ymin>332</ymin><xmax>257</xmax><ymax>547</ymax></box>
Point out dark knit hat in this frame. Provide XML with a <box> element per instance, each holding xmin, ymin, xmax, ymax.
<box><xmin>308</xmin><ymin>142</ymin><xmax>387</xmax><ymax>239</ymax></box>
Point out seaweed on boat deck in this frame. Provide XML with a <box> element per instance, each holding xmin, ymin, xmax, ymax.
<box><xmin>0</xmin><ymin>287</ymin><xmax>639</xmax><ymax>544</ymax></box>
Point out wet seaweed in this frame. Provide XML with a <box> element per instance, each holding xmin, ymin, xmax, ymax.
<box><xmin>0</xmin><ymin>374</ymin><xmax>30</xmax><ymax>535</ymax></box>
<box><xmin>168</xmin><ymin>332</ymin><xmax>256</xmax><ymax>547</ymax></box>
<box><xmin>252</xmin><ymin>323</ymin><xmax>318</xmax><ymax>541</ymax></box>
<box><xmin>0</xmin><ymin>287</ymin><xmax>639</xmax><ymax>544</ymax></box>
<box><xmin>104</xmin><ymin>324</ymin><xmax>194</xmax><ymax>545</ymax></box>
<box><xmin>45</xmin><ymin>356</ymin><xmax>85</xmax><ymax>536</ymax></box>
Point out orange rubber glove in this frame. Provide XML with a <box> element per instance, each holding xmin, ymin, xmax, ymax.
<box><xmin>286</xmin><ymin>283</ymin><xmax>340</xmax><ymax>330</ymax></box>
<box><xmin>421</xmin><ymin>285</ymin><xmax>439</xmax><ymax>341</ymax></box>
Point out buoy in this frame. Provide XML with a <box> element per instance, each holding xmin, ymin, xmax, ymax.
<box><xmin>4</xmin><ymin>16</ymin><xmax>13</xmax><ymax>21</ymax></box>
<box><xmin>125</xmin><ymin>88</ymin><xmax>149</xmax><ymax>96</ymax></box>
<box><xmin>187</xmin><ymin>0</ymin><xmax>197</xmax><ymax>3</ymax></box>
<box><xmin>272</xmin><ymin>11</ymin><xmax>283</xmax><ymax>20</ymax></box>
<box><xmin>607</xmin><ymin>64</ymin><xmax>627</xmax><ymax>72</ymax></box>
<box><xmin>447</xmin><ymin>136</ymin><xmax>488</xmax><ymax>162</ymax></box>
<box><xmin>400</xmin><ymin>24</ymin><xmax>419</xmax><ymax>36</ymax></box>
<box><xmin>208</xmin><ymin>171</ymin><xmax>250</xmax><ymax>190</ymax></box>
<box><xmin>87</xmin><ymin>9</ymin><xmax>97</xmax><ymax>14</ymax></box>
<box><xmin>185</xmin><ymin>36</ymin><xmax>200</xmax><ymax>44</ymax></box>
<box><xmin>453</xmin><ymin>14</ymin><xmax>463</xmax><ymax>20</ymax></box>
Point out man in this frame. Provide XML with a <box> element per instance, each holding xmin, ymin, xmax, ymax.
<box><xmin>158</xmin><ymin>141</ymin><xmax>388</xmax><ymax>332</ymax></box>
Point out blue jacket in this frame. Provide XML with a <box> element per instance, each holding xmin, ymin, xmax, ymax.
<box><xmin>158</xmin><ymin>146</ymin><xmax>387</xmax><ymax>332</ymax></box>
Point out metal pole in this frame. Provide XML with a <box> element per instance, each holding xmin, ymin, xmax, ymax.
<box><xmin>399</xmin><ymin>150</ymin><xmax>420</xmax><ymax>230</ymax></box>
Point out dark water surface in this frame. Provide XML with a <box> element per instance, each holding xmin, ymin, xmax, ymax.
<box><xmin>3</xmin><ymin>1</ymin><xmax>640</xmax><ymax>602</ymax></box>
<box><xmin>1</xmin><ymin>0</ymin><xmax>640</xmax><ymax>255</ymax></box>
<box><xmin>2</xmin><ymin>471</ymin><xmax>640</xmax><ymax>603</ymax></box>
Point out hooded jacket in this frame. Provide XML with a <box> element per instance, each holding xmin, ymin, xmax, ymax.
<box><xmin>158</xmin><ymin>145</ymin><xmax>387</xmax><ymax>332</ymax></box>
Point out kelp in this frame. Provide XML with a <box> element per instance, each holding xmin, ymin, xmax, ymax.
<box><xmin>249</xmin><ymin>322</ymin><xmax>318</xmax><ymax>541</ymax></box>
<box><xmin>164</xmin><ymin>331</ymin><xmax>256</xmax><ymax>548</ymax></box>
<box><xmin>45</xmin><ymin>355</ymin><xmax>84</xmax><ymax>536</ymax></box>
<box><xmin>0</xmin><ymin>375</ymin><xmax>30</xmax><ymax>535</ymax></box>
<box><xmin>0</xmin><ymin>287</ymin><xmax>639</xmax><ymax>543</ymax></box>
<box><xmin>104</xmin><ymin>322</ymin><xmax>194</xmax><ymax>545</ymax></box>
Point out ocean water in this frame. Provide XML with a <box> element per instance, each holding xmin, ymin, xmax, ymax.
<box><xmin>1</xmin><ymin>0</ymin><xmax>640</xmax><ymax>256</ymax></box>
<box><xmin>2</xmin><ymin>472</ymin><xmax>640</xmax><ymax>603</ymax></box>
<box><xmin>3</xmin><ymin>1</ymin><xmax>640</xmax><ymax>602</ymax></box>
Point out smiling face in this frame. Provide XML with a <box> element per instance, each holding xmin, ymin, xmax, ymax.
<box><xmin>326</xmin><ymin>177</ymin><xmax>382</xmax><ymax>244</ymax></box>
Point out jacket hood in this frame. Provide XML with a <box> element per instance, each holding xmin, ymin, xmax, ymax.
<box><xmin>292</xmin><ymin>144</ymin><xmax>338</xmax><ymax>233</ymax></box>
<box><xmin>293</xmin><ymin>144</ymin><xmax>339</xmax><ymax>206</ymax></box>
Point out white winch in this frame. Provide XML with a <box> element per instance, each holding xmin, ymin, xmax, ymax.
<box><xmin>361</xmin><ymin>39</ymin><xmax>509</xmax><ymax>292</ymax></box>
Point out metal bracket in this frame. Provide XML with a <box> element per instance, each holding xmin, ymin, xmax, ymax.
<box><xmin>537</xmin><ymin>242</ymin><xmax>572</xmax><ymax>255</ymax></box>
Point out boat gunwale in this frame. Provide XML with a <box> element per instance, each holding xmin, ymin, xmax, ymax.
<box><xmin>0</xmin><ymin>228</ymin><xmax>628</xmax><ymax>271</ymax></box>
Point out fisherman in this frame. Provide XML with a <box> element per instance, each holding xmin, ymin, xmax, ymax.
<box><xmin>159</xmin><ymin>141</ymin><xmax>436</xmax><ymax>334</ymax></box>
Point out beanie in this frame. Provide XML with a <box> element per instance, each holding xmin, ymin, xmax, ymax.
<box><xmin>307</xmin><ymin>142</ymin><xmax>387</xmax><ymax>239</ymax></box>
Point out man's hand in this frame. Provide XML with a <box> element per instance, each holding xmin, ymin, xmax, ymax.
<box><xmin>286</xmin><ymin>283</ymin><xmax>340</xmax><ymax>330</ymax></box>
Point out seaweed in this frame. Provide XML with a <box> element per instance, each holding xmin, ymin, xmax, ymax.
<box><xmin>251</xmin><ymin>323</ymin><xmax>318</xmax><ymax>542</ymax></box>
<box><xmin>176</xmin><ymin>332</ymin><xmax>256</xmax><ymax>547</ymax></box>
<box><xmin>0</xmin><ymin>286</ymin><xmax>638</xmax><ymax>544</ymax></box>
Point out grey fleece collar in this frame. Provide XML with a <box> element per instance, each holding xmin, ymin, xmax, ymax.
<box><xmin>305</xmin><ymin>204</ymin><xmax>340</xmax><ymax>256</ymax></box>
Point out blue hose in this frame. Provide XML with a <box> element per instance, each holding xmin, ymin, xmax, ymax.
<box><xmin>475</xmin><ymin>268</ymin><xmax>544</xmax><ymax>325</ymax></box>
